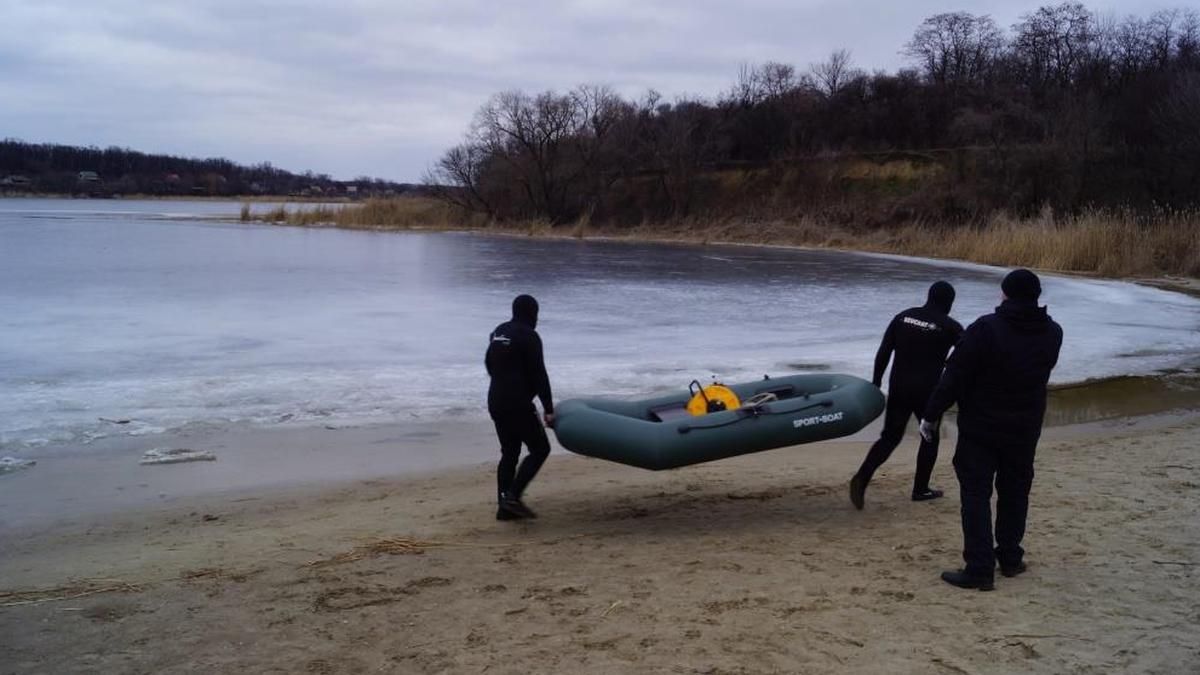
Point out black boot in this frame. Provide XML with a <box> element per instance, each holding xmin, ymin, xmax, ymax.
<box><xmin>496</xmin><ymin>492</ymin><xmax>526</xmax><ymax>520</ymax></box>
<box><xmin>940</xmin><ymin>569</ymin><xmax>994</xmax><ymax>591</ymax></box>
<box><xmin>999</xmin><ymin>561</ymin><xmax>1027</xmax><ymax>578</ymax></box>
<box><xmin>995</xmin><ymin>546</ymin><xmax>1027</xmax><ymax>577</ymax></box>
<box><xmin>849</xmin><ymin>475</ymin><xmax>867</xmax><ymax>510</ymax></box>
<box><xmin>912</xmin><ymin>488</ymin><xmax>944</xmax><ymax>502</ymax></box>
<box><xmin>500</xmin><ymin>492</ymin><xmax>537</xmax><ymax>519</ymax></box>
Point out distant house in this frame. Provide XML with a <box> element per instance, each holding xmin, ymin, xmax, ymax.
<box><xmin>77</xmin><ymin>171</ymin><xmax>100</xmax><ymax>182</ymax></box>
<box><xmin>1</xmin><ymin>174</ymin><xmax>31</xmax><ymax>186</ymax></box>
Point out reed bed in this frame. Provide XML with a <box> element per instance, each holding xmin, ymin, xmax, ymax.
<box><xmin>633</xmin><ymin>210</ymin><xmax>1199</xmax><ymax>278</ymax></box>
<box><xmin>871</xmin><ymin>209</ymin><xmax>1200</xmax><ymax>278</ymax></box>
<box><xmin>248</xmin><ymin>198</ymin><xmax>1200</xmax><ymax>279</ymax></box>
<box><xmin>246</xmin><ymin>198</ymin><xmax>462</xmax><ymax>230</ymax></box>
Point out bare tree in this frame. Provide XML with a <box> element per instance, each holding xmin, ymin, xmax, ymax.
<box><xmin>423</xmin><ymin>143</ymin><xmax>494</xmax><ymax>217</ymax></box>
<box><xmin>729</xmin><ymin>61</ymin><xmax>798</xmax><ymax>106</ymax></box>
<box><xmin>569</xmin><ymin>84</ymin><xmax>626</xmax><ymax>173</ymax></box>
<box><xmin>810</xmin><ymin>49</ymin><xmax>857</xmax><ymax>96</ymax></box>
<box><xmin>1012</xmin><ymin>2</ymin><xmax>1100</xmax><ymax>90</ymax></box>
<box><xmin>730</xmin><ymin>63</ymin><xmax>763</xmax><ymax>106</ymax></box>
<box><xmin>641</xmin><ymin>97</ymin><xmax>721</xmax><ymax>217</ymax></box>
<box><xmin>1177</xmin><ymin>10</ymin><xmax>1200</xmax><ymax>66</ymax></box>
<box><xmin>567</xmin><ymin>84</ymin><xmax>632</xmax><ymax>213</ymax></box>
<box><xmin>468</xmin><ymin>90</ymin><xmax>583</xmax><ymax>221</ymax></box>
<box><xmin>430</xmin><ymin>85</ymin><xmax>632</xmax><ymax>222</ymax></box>
<box><xmin>759</xmin><ymin>62</ymin><xmax>798</xmax><ymax>99</ymax></box>
<box><xmin>904</xmin><ymin>12</ymin><xmax>1005</xmax><ymax>87</ymax></box>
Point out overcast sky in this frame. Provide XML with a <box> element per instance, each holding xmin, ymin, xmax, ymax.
<box><xmin>0</xmin><ymin>0</ymin><xmax>1165</xmax><ymax>181</ymax></box>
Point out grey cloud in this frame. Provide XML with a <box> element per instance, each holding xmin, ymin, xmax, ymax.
<box><xmin>0</xmin><ymin>0</ymin><xmax>1155</xmax><ymax>180</ymax></box>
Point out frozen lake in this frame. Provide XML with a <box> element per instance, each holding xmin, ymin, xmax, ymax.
<box><xmin>2</xmin><ymin>198</ymin><xmax>1199</xmax><ymax>451</ymax></box>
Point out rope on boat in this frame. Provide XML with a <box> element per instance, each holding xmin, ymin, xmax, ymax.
<box><xmin>676</xmin><ymin>399</ymin><xmax>833</xmax><ymax>434</ymax></box>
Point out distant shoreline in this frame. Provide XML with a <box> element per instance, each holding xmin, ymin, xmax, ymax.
<box><xmin>0</xmin><ymin>192</ymin><xmax>351</xmax><ymax>203</ymax></box>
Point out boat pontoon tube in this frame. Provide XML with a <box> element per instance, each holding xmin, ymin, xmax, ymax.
<box><xmin>552</xmin><ymin>373</ymin><xmax>884</xmax><ymax>470</ymax></box>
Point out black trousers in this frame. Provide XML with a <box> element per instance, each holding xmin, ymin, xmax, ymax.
<box><xmin>491</xmin><ymin>407</ymin><xmax>550</xmax><ymax>500</ymax></box>
<box><xmin>953</xmin><ymin>432</ymin><xmax>1037</xmax><ymax>577</ymax></box>
<box><xmin>855</xmin><ymin>390</ymin><xmax>939</xmax><ymax>494</ymax></box>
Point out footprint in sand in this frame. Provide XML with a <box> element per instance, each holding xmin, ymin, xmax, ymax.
<box><xmin>81</xmin><ymin>600</ymin><xmax>146</xmax><ymax>623</ymax></box>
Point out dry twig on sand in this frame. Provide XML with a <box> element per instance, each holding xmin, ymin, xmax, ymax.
<box><xmin>0</xmin><ymin>582</ymin><xmax>143</xmax><ymax>608</ymax></box>
<box><xmin>179</xmin><ymin>567</ymin><xmax>261</xmax><ymax>582</ymax></box>
<box><xmin>998</xmin><ymin>629</ymin><xmax>1094</xmax><ymax>634</ymax></box>
<box><xmin>2</xmin><ymin>566</ymin><xmax>267</xmax><ymax>609</ymax></box>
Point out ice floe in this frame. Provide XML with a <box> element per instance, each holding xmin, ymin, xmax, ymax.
<box><xmin>139</xmin><ymin>448</ymin><xmax>216</xmax><ymax>465</ymax></box>
<box><xmin>0</xmin><ymin>456</ymin><xmax>37</xmax><ymax>474</ymax></box>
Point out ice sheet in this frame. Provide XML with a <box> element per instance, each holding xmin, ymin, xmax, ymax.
<box><xmin>3</xmin><ymin>201</ymin><xmax>1198</xmax><ymax>451</ymax></box>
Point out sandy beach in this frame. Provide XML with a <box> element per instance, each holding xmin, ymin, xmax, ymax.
<box><xmin>2</xmin><ymin>410</ymin><xmax>1197</xmax><ymax>674</ymax></box>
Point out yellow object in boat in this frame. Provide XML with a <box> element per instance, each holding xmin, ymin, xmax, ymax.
<box><xmin>686</xmin><ymin>383</ymin><xmax>740</xmax><ymax>416</ymax></box>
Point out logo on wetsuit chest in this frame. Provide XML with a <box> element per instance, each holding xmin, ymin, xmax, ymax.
<box><xmin>902</xmin><ymin>317</ymin><xmax>939</xmax><ymax>331</ymax></box>
<box><xmin>793</xmin><ymin>411</ymin><xmax>844</xmax><ymax>428</ymax></box>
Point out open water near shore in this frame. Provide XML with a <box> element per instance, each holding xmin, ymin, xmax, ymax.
<box><xmin>3</xmin><ymin>198</ymin><xmax>1200</xmax><ymax>453</ymax></box>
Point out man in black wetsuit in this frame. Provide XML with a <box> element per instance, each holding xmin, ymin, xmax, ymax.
<box><xmin>850</xmin><ymin>281</ymin><xmax>962</xmax><ymax>509</ymax></box>
<box><xmin>486</xmin><ymin>294</ymin><xmax>554</xmax><ymax>521</ymax></box>
<box><xmin>922</xmin><ymin>269</ymin><xmax>1062</xmax><ymax>590</ymax></box>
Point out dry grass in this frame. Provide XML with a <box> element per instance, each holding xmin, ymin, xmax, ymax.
<box><xmin>840</xmin><ymin>159</ymin><xmax>939</xmax><ymax>182</ymax></box>
<box><xmin>254</xmin><ymin>198</ymin><xmax>463</xmax><ymax>230</ymax></box>
<box><xmin>864</xmin><ymin>209</ymin><xmax>1200</xmax><ymax>278</ymax></box>
<box><xmin>250</xmin><ymin>198</ymin><xmax>1200</xmax><ymax>279</ymax></box>
<box><xmin>567</xmin><ymin>209</ymin><xmax>1200</xmax><ymax>278</ymax></box>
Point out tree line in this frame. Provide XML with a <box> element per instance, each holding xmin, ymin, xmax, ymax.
<box><xmin>427</xmin><ymin>3</ymin><xmax>1200</xmax><ymax>226</ymax></box>
<box><xmin>0</xmin><ymin>140</ymin><xmax>412</xmax><ymax>197</ymax></box>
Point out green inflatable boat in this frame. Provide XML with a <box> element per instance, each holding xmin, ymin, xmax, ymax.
<box><xmin>552</xmin><ymin>374</ymin><xmax>884</xmax><ymax>470</ymax></box>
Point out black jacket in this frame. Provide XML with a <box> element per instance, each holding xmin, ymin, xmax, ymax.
<box><xmin>486</xmin><ymin>317</ymin><xmax>553</xmax><ymax>417</ymax></box>
<box><xmin>874</xmin><ymin>305</ymin><xmax>963</xmax><ymax>399</ymax></box>
<box><xmin>924</xmin><ymin>300</ymin><xmax>1063</xmax><ymax>442</ymax></box>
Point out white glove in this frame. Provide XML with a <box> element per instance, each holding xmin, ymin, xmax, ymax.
<box><xmin>918</xmin><ymin>419</ymin><xmax>936</xmax><ymax>443</ymax></box>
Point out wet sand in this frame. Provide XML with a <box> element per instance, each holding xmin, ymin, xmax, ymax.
<box><xmin>0</xmin><ymin>420</ymin><xmax>501</xmax><ymax>532</ymax></box>
<box><xmin>2</xmin><ymin>411</ymin><xmax>1198</xmax><ymax>674</ymax></box>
